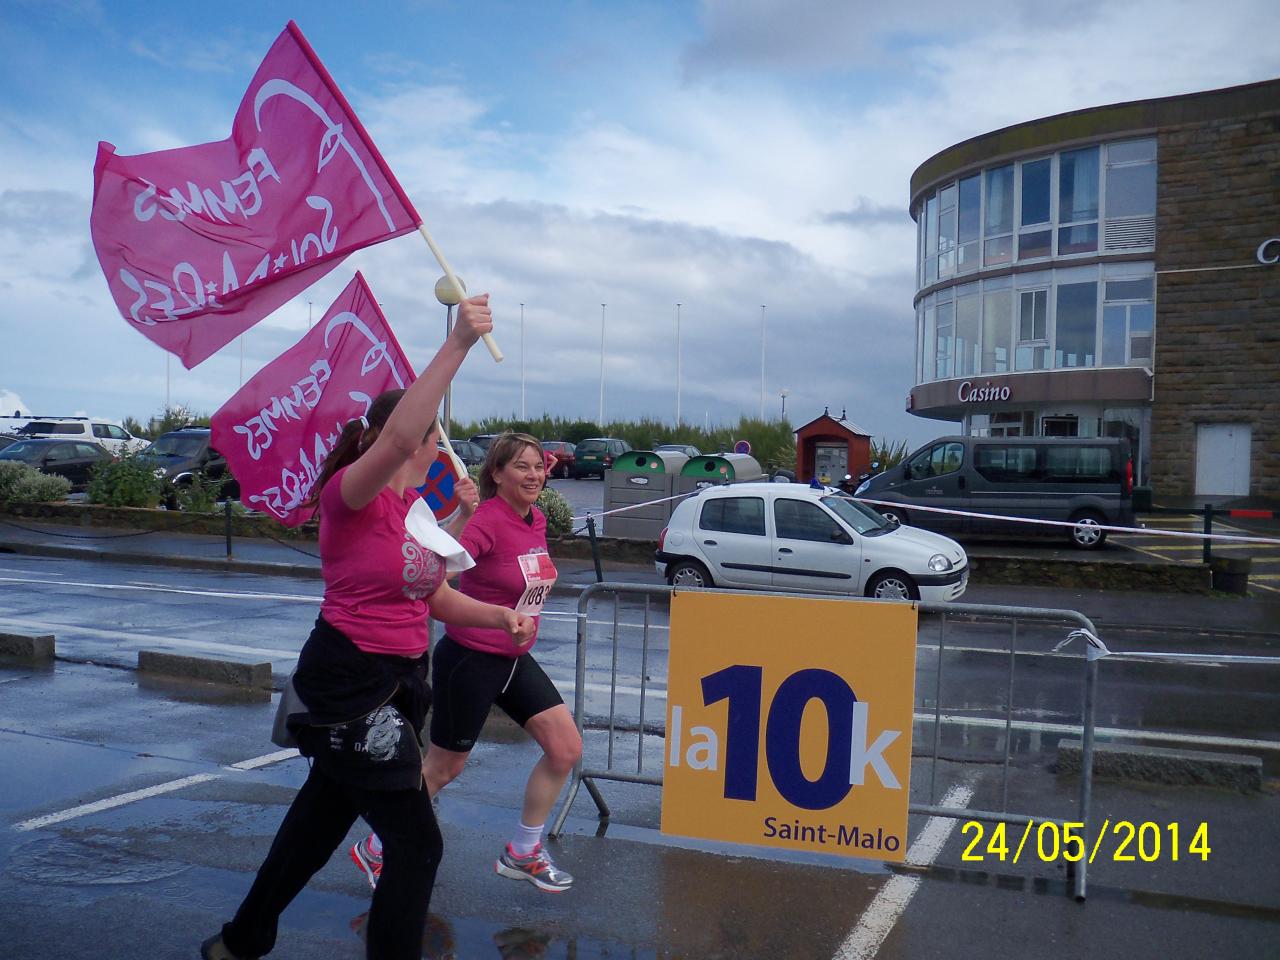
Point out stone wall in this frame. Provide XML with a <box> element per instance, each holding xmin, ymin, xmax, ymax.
<box><xmin>1152</xmin><ymin>105</ymin><xmax>1280</xmax><ymax>498</ymax></box>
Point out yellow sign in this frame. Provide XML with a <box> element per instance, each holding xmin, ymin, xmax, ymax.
<box><xmin>661</xmin><ymin>591</ymin><xmax>917</xmax><ymax>861</ymax></box>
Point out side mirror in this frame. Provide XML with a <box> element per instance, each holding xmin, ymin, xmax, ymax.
<box><xmin>831</xmin><ymin>529</ymin><xmax>853</xmax><ymax>544</ymax></box>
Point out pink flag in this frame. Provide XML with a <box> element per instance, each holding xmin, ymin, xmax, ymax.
<box><xmin>210</xmin><ymin>273</ymin><xmax>414</xmax><ymax>526</ymax></box>
<box><xmin>91</xmin><ymin>21</ymin><xmax>420</xmax><ymax>369</ymax></box>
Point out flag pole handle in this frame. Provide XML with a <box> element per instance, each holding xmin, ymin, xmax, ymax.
<box><xmin>433</xmin><ymin>420</ymin><xmax>470</xmax><ymax>478</ymax></box>
<box><xmin>418</xmin><ymin>224</ymin><xmax>503</xmax><ymax>363</ymax></box>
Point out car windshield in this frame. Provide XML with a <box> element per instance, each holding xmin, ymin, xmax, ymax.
<box><xmin>145</xmin><ymin>435</ymin><xmax>206</xmax><ymax>457</ymax></box>
<box><xmin>577</xmin><ymin>441</ymin><xmax>606</xmax><ymax>454</ymax></box>
<box><xmin>0</xmin><ymin>441</ymin><xmax>44</xmax><ymax>462</ymax></box>
<box><xmin>822</xmin><ymin>494</ymin><xmax>893</xmax><ymax>534</ymax></box>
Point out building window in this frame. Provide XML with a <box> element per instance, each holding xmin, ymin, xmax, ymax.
<box><xmin>937</xmin><ymin>182</ymin><xmax>957</xmax><ymax>280</ymax></box>
<box><xmin>923</xmin><ymin>299</ymin><xmax>936</xmax><ymax>382</ymax></box>
<box><xmin>1042</xmin><ymin>415</ymin><xmax>1080</xmax><ymax>437</ymax></box>
<box><xmin>1015</xmin><ymin>289</ymin><xmax>1048</xmax><ymax>370</ymax></box>
<box><xmin>957</xmin><ymin>174</ymin><xmax>981</xmax><ymax>275</ymax></box>
<box><xmin>984</xmin><ymin>164</ymin><xmax>1014</xmax><ymax>266</ymax></box>
<box><xmin>924</xmin><ymin>193</ymin><xmax>939</xmax><ymax>284</ymax></box>
<box><xmin>1018</xmin><ymin>157</ymin><xmax>1052</xmax><ymax>260</ymax></box>
<box><xmin>981</xmin><ymin>279</ymin><xmax>1013</xmax><ymax>374</ymax></box>
<box><xmin>954</xmin><ymin>284</ymin><xmax>980</xmax><ymax>377</ymax></box>
<box><xmin>934</xmin><ymin>298</ymin><xmax>954</xmax><ymax>380</ymax></box>
<box><xmin>1104</xmin><ymin>138</ymin><xmax>1156</xmax><ymax>250</ymax></box>
<box><xmin>1058</xmin><ymin>146</ymin><xmax>1099</xmax><ymax>255</ymax></box>
<box><xmin>1054</xmin><ymin>281</ymin><xmax>1098</xmax><ymax>368</ymax></box>
<box><xmin>1101</xmin><ymin>276</ymin><xmax>1155</xmax><ymax>365</ymax></box>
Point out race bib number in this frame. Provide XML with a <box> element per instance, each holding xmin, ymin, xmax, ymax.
<box><xmin>515</xmin><ymin>552</ymin><xmax>558</xmax><ymax>616</ymax></box>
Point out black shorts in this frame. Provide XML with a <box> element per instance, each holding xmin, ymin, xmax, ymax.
<box><xmin>429</xmin><ymin>634</ymin><xmax>563</xmax><ymax>752</ymax></box>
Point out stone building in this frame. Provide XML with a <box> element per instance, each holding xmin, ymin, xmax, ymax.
<box><xmin>906</xmin><ymin>78</ymin><xmax>1279</xmax><ymax>500</ymax></box>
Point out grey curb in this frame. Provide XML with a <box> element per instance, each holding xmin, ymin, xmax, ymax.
<box><xmin>138</xmin><ymin>649</ymin><xmax>272</xmax><ymax>689</ymax></box>
<box><xmin>0</xmin><ymin>631</ymin><xmax>55</xmax><ymax>661</ymax></box>
<box><xmin>1057</xmin><ymin>738</ymin><xmax>1263</xmax><ymax>792</ymax></box>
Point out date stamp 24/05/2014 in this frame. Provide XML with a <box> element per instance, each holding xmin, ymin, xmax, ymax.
<box><xmin>961</xmin><ymin>820</ymin><xmax>1210</xmax><ymax>865</ymax></box>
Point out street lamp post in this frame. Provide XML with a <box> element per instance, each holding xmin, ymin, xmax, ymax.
<box><xmin>760</xmin><ymin>305</ymin><xmax>766</xmax><ymax>420</ymax></box>
<box><xmin>780</xmin><ymin>388</ymin><xmax>789</xmax><ymax>421</ymax></box>
<box><xmin>520</xmin><ymin>302</ymin><xmax>526</xmax><ymax>419</ymax></box>
<box><xmin>598</xmin><ymin>303</ymin><xmax>606</xmax><ymax>428</ymax></box>
<box><xmin>675</xmin><ymin>302</ymin><xmax>682</xmax><ymax>425</ymax></box>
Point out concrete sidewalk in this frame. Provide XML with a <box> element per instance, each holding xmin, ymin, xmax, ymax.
<box><xmin>2</xmin><ymin>514</ymin><xmax>1279</xmax><ymax>639</ymax></box>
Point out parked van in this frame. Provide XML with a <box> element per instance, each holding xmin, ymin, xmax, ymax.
<box><xmin>854</xmin><ymin>436</ymin><xmax>1134</xmax><ymax>549</ymax></box>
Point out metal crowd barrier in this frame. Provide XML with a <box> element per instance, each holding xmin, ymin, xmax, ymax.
<box><xmin>549</xmin><ymin>582</ymin><xmax>1101</xmax><ymax>899</ymax></box>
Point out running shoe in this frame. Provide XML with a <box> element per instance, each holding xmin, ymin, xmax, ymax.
<box><xmin>350</xmin><ymin>836</ymin><xmax>383</xmax><ymax>891</ymax></box>
<box><xmin>494</xmin><ymin>842</ymin><xmax>574</xmax><ymax>892</ymax></box>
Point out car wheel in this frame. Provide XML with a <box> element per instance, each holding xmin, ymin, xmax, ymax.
<box><xmin>1069</xmin><ymin>510</ymin><xmax>1107</xmax><ymax>550</ymax></box>
<box><xmin>878</xmin><ymin>507</ymin><xmax>908</xmax><ymax>527</ymax></box>
<box><xmin>866</xmin><ymin>570</ymin><xmax>920</xmax><ymax>601</ymax></box>
<box><xmin>557</xmin><ymin>463</ymin><xmax>570</xmax><ymax>479</ymax></box>
<box><xmin>668</xmin><ymin>559</ymin><xmax>714</xmax><ymax>589</ymax></box>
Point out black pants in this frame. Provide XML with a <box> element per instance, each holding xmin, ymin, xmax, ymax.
<box><xmin>220</xmin><ymin>764</ymin><xmax>441</xmax><ymax>959</ymax></box>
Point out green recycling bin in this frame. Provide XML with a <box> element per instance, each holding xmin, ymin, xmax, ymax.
<box><xmin>679</xmin><ymin>453</ymin><xmax>764</xmax><ymax>482</ymax></box>
<box><xmin>613</xmin><ymin>450</ymin><xmax>690</xmax><ymax>474</ymax></box>
<box><xmin>604</xmin><ymin>450</ymin><xmax>688</xmax><ymax>540</ymax></box>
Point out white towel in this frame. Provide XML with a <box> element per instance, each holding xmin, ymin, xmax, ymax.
<box><xmin>404</xmin><ymin>498</ymin><xmax>475</xmax><ymax>575</ymax></box>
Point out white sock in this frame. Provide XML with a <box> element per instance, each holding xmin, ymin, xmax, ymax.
<box><xmin>510</xmin><ymin>821</ymin><xmax>544</xmax><ymax>856</ymax></box>
<box><xmin>367</xmin><ymin>832</ymin><xmax>383</xmax><ymax>857</ymax></box>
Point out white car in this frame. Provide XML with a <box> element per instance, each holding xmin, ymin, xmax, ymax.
<box><xmin>655</xmin><ymin>482</ymin><xmax>968</xmax><ymax>602</ymax></box>
<box><xmin>14</xmin><ymin>417</ymin><xmax>146</xmax><ymax>456</ymax></box>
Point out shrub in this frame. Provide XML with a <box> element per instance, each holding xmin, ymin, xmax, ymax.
<box><xmin>175</xmin><ymin>473</ymin><xmax>228</xmax><ymax>513</ymax></box>
<box><xmin>537</xmin><ymin>484</ymin><xmax>573</xmax><ymax>537</ymax></box>
<box><xmin>0</xmin><ymin>461</ymin><xmax>72</xmax><ymax>504</ymax></box>
<box><xmin>87</xmin><ymin>452</ymin><xmax>165</xmax><ymax>507</ymax></box>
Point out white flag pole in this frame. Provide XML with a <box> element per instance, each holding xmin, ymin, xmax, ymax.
<box><xmin>418</xmin><ymin>224</ymin><xmax>503</xmax><ymax>362</ymax></box>
<box><xmin>433</xmin><ymin>419</ymin><xmax>470</xmax><ymax>478</ymax></box>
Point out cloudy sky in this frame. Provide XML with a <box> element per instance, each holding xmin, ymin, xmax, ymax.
<box><xmin>1</xmin><ymin>0</ymin><xmax>1276</xmax><ymax>446</ymax></box>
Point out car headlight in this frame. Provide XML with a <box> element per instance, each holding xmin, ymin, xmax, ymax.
<box><xmin>928</xmin><ymin>554</ymin><xmax>954</xmax><ymax>572</ymax></box>
<box><xmin>854</xmin><ymin>480</ymin><xmax>869</xmax><ymax>496</ymax></box>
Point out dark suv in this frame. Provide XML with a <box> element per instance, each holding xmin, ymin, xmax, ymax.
<box><xmin>571</xmin><ymin>437</ymin><xmax>632</xmax><ymax>478</ymax></box>
<box><xmin>138</xmin><ymin>427</ymin><xmax>240</xmax><ymax>501</ymax></box>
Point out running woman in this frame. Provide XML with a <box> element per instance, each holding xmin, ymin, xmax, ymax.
<box><xmin>202</xmin><ymin>296</ymin><xmax>535</xmax><ymax>960</ymax></box>
<box><xmin>351</xmin><ymin>432</ymin><xmax>581</xmax><ymax>893</ymax></box>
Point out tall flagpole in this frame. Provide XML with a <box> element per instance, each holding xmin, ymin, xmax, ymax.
<box><xmin>598</xmin><ymin>303</ymin><xmax>607</xmax><ymax>428</ymax></box>
<box><xmin>676</xmin><ymin>302</ymin><xmax>682</xmax><ymax>425</ymax></box>
<box><xmin>759</xmin><ymin>305</ymin><xmax>766</xmax><ymax>420</ymax></box>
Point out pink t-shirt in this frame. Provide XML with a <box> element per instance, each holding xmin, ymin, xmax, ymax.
<box><xmin>318</xmin><ymin>466</ymin><xmax>445</xmax><ymax>657</ymax></box>
<box><xmin>452</xmin><ymin>496</ymin><xmax>556</xmax><ymax>657</ymax></box>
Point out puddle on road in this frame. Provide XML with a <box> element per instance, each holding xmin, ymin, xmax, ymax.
<box><xmin>910</xmin><ymin>863</ymin><xmax>1280</xmax><ymax>922</ymax></box>
<box><xmin>350</xmin><ymin>911</ymin><xmax>660</xmax><ymax>959</ymax></box>
<box><xmin>6</xmin><ymin>835</ymin><xmax>189</xmax><ymax>885</ymax></box>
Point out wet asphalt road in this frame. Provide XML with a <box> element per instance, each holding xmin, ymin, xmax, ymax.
<box><xmin>1</xmin><ymin>545</ymin><xmax>1279</xmax><ymax>958</ymax></box>
<box><xmin>0</xmin><ymin>553</ymin><xmax>1276</xmax><ymax>769</ymax></box>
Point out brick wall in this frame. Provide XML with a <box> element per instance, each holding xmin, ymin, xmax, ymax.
<box><xmin>1151</xmin><ymin>108</ymin><xmax>1280</xmax><ymax>499</ymax></box>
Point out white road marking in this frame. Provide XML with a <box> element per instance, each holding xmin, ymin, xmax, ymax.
<box><xmin>0</xmin><ymin>617</ymin><xmax>299</xmax><ymax>662</ymax></box>
<box><xmin>833</xmin><ymin>781</ymin><xmax>975</xmax><ymax>960</ymax></box>
<box><xmin>230</xmin><ymin>749</ymin><xmax>299</xmax><ymax>770</ymax></box>
<box><xmin>14</xmin><ymin>774</ymin><xmax>221</xmax><ymax>831</ymax></box>
<box><xmin>0</xmin><ymin>575</ymin><xmax>320</xmax><ymax>603</ymax></box>
<box><xmin>13</xmin><ymin>748</ymin><xmax>300</xmax><ymax>832</ymax></box>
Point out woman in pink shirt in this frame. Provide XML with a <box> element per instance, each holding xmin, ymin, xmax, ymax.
<box><xmin>202</xmin><ymin>296</ymin><xmax>534</xmax><ymax>960</ymax></box>
<box><xmin>352</xmin><ymin>432</ymin><xmax>581</xmax><ymax>894</ymax></box>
